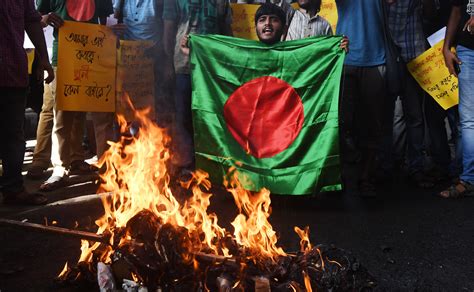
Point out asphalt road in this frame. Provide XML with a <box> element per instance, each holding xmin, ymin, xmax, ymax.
<box><xmin>0</xmin><ymin>156</ymin><xmax>473</xmax><ymax>291</ymax></box>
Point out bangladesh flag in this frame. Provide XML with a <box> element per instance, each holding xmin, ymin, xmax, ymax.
<box><xmin>190</xmin><ymin>34</ymin><xmax>345</xmax><ymax>195</ymax></box>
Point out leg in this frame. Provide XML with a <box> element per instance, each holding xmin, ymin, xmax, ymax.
<box><xmin>30</xmin><ymin>80</ymin><xmax>55</xmax><ymax>171</ymax></box>
<box><xmin>91</xmin><ymin>111</ymin><xmax>115</xmax><ymax>158</ymax></box>
<box><xmin>339</xmin><ymin>66</ymin><xmax>361</xmax><ymax>194</ymax></box>
<box><xmin>357</xmin><ymin>65</ymin><xmax>387</xmax><ymax>195</ymax></box>
<box><xmin>401</xmin><ymin>71</ymin><xmax>426</xmax><ymax>175</ymax></box>
<box><xmin>424</xmin><ymin>91</ymin><xmax>451</xmax><ymax>178</ymax></box>
<box><xmin>174</xmin><ymin>74</ymin><xmax>194</xmax><ymax>168</ymax></box>
<box><xmin>339</xmin><ymin>65</ymin><xmax>361</xmax><ymax>163</ymax></box>
<box><xmin>457</xmin><ymin>46</ymin><xmax>474</xmax><ymax>185</ymax></box>
<box><xmin>439</xmin><ymin>46</ymin><xmax>474</xmax><ymax>198</ymax></box>
<box><xmin>69</xmin><ymin>111</ymin><xmax>86</xmax><ymax>163</ymax></box>
<box><xmin>0</xmin><ymin>87</ymin><xmax>27</xmax><ymax>194</ymax></box>
<box><xmin>154</xmin><ymin>49</ymin><xmax>175</xmax><ymax>129</ymax></box>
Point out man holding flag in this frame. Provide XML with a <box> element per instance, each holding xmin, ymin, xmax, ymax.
<box><xmin>182</xmin><ymin>3</ymin><xmax>346</xmax><ymax>195</ymax></box>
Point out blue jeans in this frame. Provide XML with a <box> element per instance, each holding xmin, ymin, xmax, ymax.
<box><xmin>458</xmin><ymin>45</ymin><xmax>474</xmax><ymax>184</ymax></box>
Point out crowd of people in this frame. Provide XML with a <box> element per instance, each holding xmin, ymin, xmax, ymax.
<box><xmin>0</xmin><ymin>0</ymin><xmax>473</xmax><ymax>205</ymax></box>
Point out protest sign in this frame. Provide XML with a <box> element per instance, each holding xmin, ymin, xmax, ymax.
<box><xmin>407</xmin><ymin>40</ymin><xmax>458</xmax><ymax>110</ymax></box>
<box><xmin>26</xmin><ymin>49</ymin><xmax>35</xmax><ymax>74</ymax></box>
<box><xmin>230</xmin><ymin>4</ymin><xmax>259</xmax><ymax>40</ymax></box>
<box><xmin>116</xmin><ymin>40</ymin><xmax>155</xmax><ymax>120</ymax></box>
<box><xmin>319</xmin><ymin>0</ymin><xmax>338</xmax><ymax>32</ymax></box>
<box><xmin>57</xmin><ymin>21</ymin><xmax>116</xmax><ymax>112</ymax></box>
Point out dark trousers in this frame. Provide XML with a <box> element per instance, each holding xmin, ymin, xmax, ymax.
<box><xmin>340</xmin><ymin>65</ymin><xmax>386</xmax><ymax>185</ymax></box>
<box><xmin>0</xmin><ymin>87</ymin><xmax>27</xmax><ymax>194</ymax></box>
<box><xmin>425</xmin><ymin>97</ymin><xmax>461</xmax><ymax>176</ymax></box>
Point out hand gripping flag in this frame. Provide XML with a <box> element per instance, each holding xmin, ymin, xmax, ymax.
<box><xmin>190</xmin><ymin>34</ymin><xmax>345</xmax><ymax>195</ymax></box>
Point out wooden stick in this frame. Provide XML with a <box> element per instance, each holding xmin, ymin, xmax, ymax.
<box><xmin>0</xmin><ymin>219</ymin><xmax>281</xmax><ymax>267</ymax></box>
<box><xmin>0</xmin><ymin>219</ymin><xmax>110</xmax><ymax>244</ymax></box>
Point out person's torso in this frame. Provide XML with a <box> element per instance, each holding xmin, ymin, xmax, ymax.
<box><xmin>0</xmin><ymin>0</ymin><xmax>34</xmax><ymax>87</ymax></box>
<box><xmin>122</xmin><ymin>0</ymin><xmax>163</xmax><ymax>42</ymax></box>
<box><xmin>388</xmin><ymin>0</ymin><xmax>426</xmax><ymax>61</ymax></box>
<box><xmin>336</xmin><ymin>0</ymin><xmax>386</xmax><ymax>66</ymax></box>
<box><xmin>456</xmin><ymin>0</ymin><xmax>474</xmax><ymax>50</ymax></box>
<box><xmin>173</xmin><ymin>0</ymin><xmax>230</xmax><ymax>74</ymax></box>
<box><xmin>286</xmin><ymin>10</ymin><xmax>332</xmax><ymax>40</ymax></box>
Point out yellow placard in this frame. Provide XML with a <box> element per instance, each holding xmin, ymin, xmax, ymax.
<box><xmin>230</xmin><ymin>4</ymin><xmax>260</xmax><ymax>40</ymax></box>
<box><xmin>407</xmin><ymin>40</ymin><xmax>459</xmax><ymax>110</ymax></box>
<box><xmin>57</xmin><ymin>21</ymin><xmax>116</xmax><ymax>112</ymax></box>
<box><xmin>319</xmin><ymin>0</ymin><xmax>338</xmax><ymax>33</ymax></box>
<box><xmin>116</xmin><ymin>40</ymin><xmax>155</xmax><ymax>121</ymax></box>
<box><xmin>26</xmin><ymin>49</ymin><xmax>35</xmax><ymax>75</ymax></box>
<box><xmin>231</xmin><ymin>1</ymin><xmax>338</xmax><ymax>41</ymax></box>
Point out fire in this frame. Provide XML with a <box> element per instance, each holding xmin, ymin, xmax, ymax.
<box><xmin>227</xmin><ymin>169</ymin><xmax>286</xmax><ymax>262</ymax></box>
<box><xmin>56</xmin><ymin>100</ymin><xmax>376</xmax><ymax>291</ymax></box>
<box><xmin>73</xmin><ymin>102</ymin><xmax>286</xmax><ymax>271</ymax></box>
<box><xmin>294</xmin><ymin>226</ymin><xmax>312</xmax><ymax>252</ymax></box>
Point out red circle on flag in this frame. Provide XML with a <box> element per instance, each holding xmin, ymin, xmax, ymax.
<box><xmin>224</xmin><ymin>76</ymin><xmax>304</xmax><ymax>158</ymax></box>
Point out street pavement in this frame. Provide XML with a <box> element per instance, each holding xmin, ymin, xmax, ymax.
<box><xmin>0</xmin><ymin>147</ymin><xmax>473</xmax><ymax>291</ymax></box>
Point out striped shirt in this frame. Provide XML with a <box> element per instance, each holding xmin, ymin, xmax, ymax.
<box><xmin>286</xmin><ymin>10</ymin><xmax>332</xmax><ymax>41</ymax></box>
<box><xmin>387</xmin><ymin>0</ymin><xmax>426</xmax><ymax>62</ymax></box>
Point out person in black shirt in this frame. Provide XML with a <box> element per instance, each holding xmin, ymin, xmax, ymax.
<box><xmin>439</xmin><ymin>0</ymin><xmax>474</xmax><ymax>198</ymax></box>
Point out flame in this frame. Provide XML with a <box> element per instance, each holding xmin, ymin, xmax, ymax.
<box><xmin>73</xmin><ymin>98</ymin><xmax>287</xmax><ymax>275</ymax></box>
<box><xmin>294</xmin><ymin>226</ymin><xmax>312</xmax><ymax>252</ymax></box>
<box><xmin>58</xmin><ymin>262</ymin><xmax>69</xmax><ymax>278</ymax></box>
<box><xmin>303</xmin><ymin>270</ymin><xmax>313</xmax><ymax>292</ymax></box>
<box><xmin>227</xmin><ymin>170</ymin><xmax>286</xmax><ymax>262</ymax></box>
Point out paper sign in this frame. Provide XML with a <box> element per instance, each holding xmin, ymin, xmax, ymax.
<box><xmin>427</xmin><ymin>26</ymin><xmax>446</xmax><ymax>47</ymax></box>
<box><xmin>407</xmin><ymin>40</ymin><xmax>458</xmax><ymax>110</ymax></box>
<box><xmin>116</xmin><ymin>40</ymin><xmax>155</xmax><ymax>120</ymax></box>
<box><xmin>319</xmin><ymin>0</ymin><xmax>338</xmax><ymax>33</ymax></box>
<box><xmin>230</xmin><ymin>4</ymin><xmax>260</xmax><ymax>40</ymax></box>
<box><xmin>26</xmin><ymin>49</ymin><xmax>35</xmax><ymax>74</ymax></box>
<box><xmin>57</xmin><ymin>21</ymin><xmax>116</xmax><ymax>112</ymax></box>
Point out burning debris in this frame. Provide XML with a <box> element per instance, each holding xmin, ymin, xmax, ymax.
<box><xmin>53</xmin><ymin>107</ymin><xmax>375</xmax><ymax>291</ymax></box>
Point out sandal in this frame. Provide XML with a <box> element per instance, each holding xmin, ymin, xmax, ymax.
<box><xmin>69</xmin><ymin>160</ymin><xmax>99</xmax><ymax>175</ymax></box>
<box><xmin>39</xmin><ymin>175</ymin><xmax>65</xmax><ymax>192</ymax></box>
<box><xmin>26</xmin><ymin>166</ymin><xmax>48</xmax><ymax>180</ymax></box>
<box><xmin>439</xmin><ymin>180</ymin><xmax>474</xmax><ymax>199</ymax></box>
<box><xmin>3</xmin><ymin>190</ymin><xmax>48</xmax><ymax>206</ymax></box>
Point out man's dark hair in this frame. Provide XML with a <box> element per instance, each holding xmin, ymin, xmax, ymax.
<box><xmin>314</xmin><ymin>0</ymin><xmax>322</xmax><ymax>12</ymax></box>
<box><xmin>254</xmin><ymin>3</ymin><xmax>286</xmax><ymax>27</ymax></box>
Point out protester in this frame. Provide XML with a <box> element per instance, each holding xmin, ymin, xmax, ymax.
<box><xmin>180</xmin><ymin>3</ymin><xmax>287</xmax><ymax>58</ymax></box>
<box><xmin>285</xmin><ymin>0</ymin><xmax>348</xmax><ymax>51</ymax></box>
<box><xmin>286</xmin><ymin>0</ymin><xmax>331</xmax><ymax>39</ymax></box>
<box><xmin>1</xmin><ymin>0</ymin><xmax>53</xmax><ymax>205</ymax></box>
<box><xmin>335</xmin><ymin>0</ymin><xmax>388</xmax><ymax>197</ymax></box>
<box><xmin>163</xmin><ymin>0</ymin><xmax>233</xmax><ymax>172</ymax></box>
<box><xmin>385</xmin><ymin>0</ymin><xmax>434</xmax><ymax>188</ymax></box>
<box><xmin>423</xmin><ymin>0</ymin><xmax>461</xmax><ymax>182</ymax></box>
<box><xmin>255</xmin><ymin>3</ymin><xmax>287</xmax><ymax>44</ymax></box>
<box><xmin>33</xmin><ymin>0</ymin><xmax>113</xmax><ymax>191</ymax></box>
<box><xmin>439</xmin><ymin>0</ymin><xmax>474</xmax><ymax>198</ymax></box>
<box><xmin>237</xmin><ymin>0</ymin><xmax>295</xmax><ymax>30</ymax></box>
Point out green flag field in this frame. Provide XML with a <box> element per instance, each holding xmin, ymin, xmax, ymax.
<box><xmin>190</xmin><ymin>34</ymin><xmax>345</xmax><ymax>195</ymax></box>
